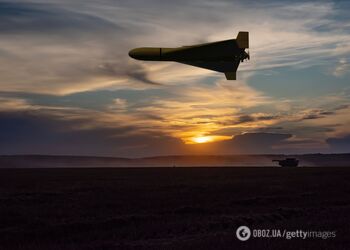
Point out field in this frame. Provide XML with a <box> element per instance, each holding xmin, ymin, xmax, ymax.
<box><xmin>0</xmin><ymin>167</ymin><xmax>350</xmax><ymax>250</ymax></box>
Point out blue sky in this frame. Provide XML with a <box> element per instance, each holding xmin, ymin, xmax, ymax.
<box><xmin>0</xmin><ymin>0</ymin><xmax>349</xmax><ymax>156</ymax></box>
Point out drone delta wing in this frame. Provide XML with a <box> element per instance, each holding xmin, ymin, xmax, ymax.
<box><xmin>178</xmin><ymin>61</ymin><xmax>240</xmax><ymax>80</ymax></box>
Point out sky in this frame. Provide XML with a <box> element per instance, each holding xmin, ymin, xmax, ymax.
<box><xmin>0</xmin><ymin>0</ymin><xmax>350</xmax><ymax>157</ymax></box>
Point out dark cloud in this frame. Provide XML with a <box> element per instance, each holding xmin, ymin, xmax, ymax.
<box><xmin>257</xmin><ymin>126</ymin><xmax>284</xmax><ymax>131</ymax></box>
<box><xmin>237</xmin><ymin>115</ymin><xmax>255</xmax><ymax>123</ymax></box>
<box><xmin>0</xmin><ymin>2</ymin><xmax>121</xmax><ymax>35</ymax></box>
<box><xmin>302</xmin><ymin>114</ymin><xmax>324</xmax><ymax>120</ymax></box>
<box><xmin>299</xmin><ymin>105</ymin><xmax>350</xmax><ymax>122</ymax></box>
<box><xmin>299</xmin><ymin>107</ymin><xmax>343</xmax><ymax>121</ymax></box>
<box><xmin>281</xmin><ymin>125</ymin><xmax>337</xmax><ymax>138</ymax></box>
<box><xmin>334</xmin><ymin>104</ymin><xmax>349</xmax><ymax>111</ymax></box>
<box><xmin>218</xmin><ymin>132</ymin><xmax>293</xmax><ymax>154</ymax></box>
<box><xmin>137</xmin><ymin>113</ymin><xmax>165</xmax><ymax>121</ymax></box>
<box><xmin>326</xmin><ymin>135</ymin><xmax>350</xmax><ymax>153</ymax></box>
<box><xmin>191</xmin><ymin>132</ymin><xmax>294</xmax><ymax>155</ymax></box>
<box><xmin>0</xmin><ymin>108</ymin><xmax>347</xmax><ymax>156</ymax></box>
<box><xmin>0</xmin><ymin>108</ymin><xmax>301</xmax><ymax>157</ymax></box>
<box><xmin>256</xmin><ymin>115</ymin><xmax>278</xmax><ymax>121</ymax></box>
<box><xmin>220</xmin><ymin>114</ymin><xmax>279</xmax><ymax>126</ymax></box>
<box><xmin>319</xmin><ymin>111</ymin><xmax>334</xmax><ymax>116</ymax></box>
<box><xmin>0</xmin><ymin>111</ymin><xmax>186</xmax><ymax>157</ymax></box>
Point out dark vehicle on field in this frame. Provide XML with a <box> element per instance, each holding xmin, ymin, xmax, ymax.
<box><xmin>273</xmin><ymin>158</ymin><xmax>299</xmax><ymax>167</ymax></box>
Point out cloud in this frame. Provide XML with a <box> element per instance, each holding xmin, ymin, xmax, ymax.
<box><xmin>326</xmin><ymin>135</ymin><xmax>350</xmax><ymax>153</ymax></box>
<box><xmin>1</xmin><ymin>0</ymin><xmax>350</xmax><ymax>95</ymax></box>
<box><xmin>333</xmin><ymin>58</ymin><xmax>350</xmax><ymax>77</ymax></box>
<box><xmin>207</xmin><ymin>131</ymin><xmax>329</xmax><ymax>154</ymax></box>
<box><xmin>236</xmin><ymin>115</ymin><xmax>255</xmax><ymax>124</ymax></box>
<box><xmin>334</xmin><ymin>104</ymin><xmax>349</xmax><ymax>111</ymax></box>
<box><xmin>1</xmin><ymin>82</ymin><xmax>349</xmax><ymax>156</ymax></box>
<box><xmin>299</xmin><ymin>109</ymin><xmax>328</xmax><ymax>121</ymax></box>
<box><xmin>0</xmin><ymin>0</ymin><xmax>350</xmax><ymax>156</ymax></box>
<box><xmin>109</xmin><ymin>98</ymin><xmax>128</xmax><ymax>110</ymax></box>
<box><xmin>293</xmin><ymin>100</ymin><xmax>350</xmax><ymax>139</ymax></box>
<box><xmin>0</xmin><ymin>2</ymin><xmax>119</xmax><ymax>34</ymax></box>
<box><xmin>0</xmin><ymin>2</ymin><xmax>162</xmax><ymax>94</ymax></box>
<box><xmin>131</xmin><ymin>80</ymin><xmax>271</xmax><ymax>142</ymax></box>
<box><xmin>0</xmin><ymin>97</ymin><xmax>346</xmax><ymax>156</ymax></box>
<box><xmin>219</xmin><ymin>132</ymin><xmax>292</xmax><ymax>154</ymax></box>
<box><xmin>0</xmin><ymin>109</ymin><xmax>189</xmax><ymax>157</ymax></box>
<box><xmin>0</xmin><ymin>78</ymin><xmax>271</xmax><ymax>144</ymax></box>
<box><xmin>0</xmin><ymin>97</ymin><xmax>31</xmax><ymax>111</ymax></box>
<box><xmin>0</xmin><ymin>105</ymin><xmax>317</xmax><ymax>156</ymax></box>
<box><xmin>224</xmin><ymin>113</ymin><xmax>280</xmax><ymax>126</ymax></box>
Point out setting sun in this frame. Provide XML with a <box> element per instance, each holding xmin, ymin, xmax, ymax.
<box><xmin>186</xmin><ymin>135</ymin><xmax>232</xmax><ymax>144</ymax></box>
<box><xmin>192</xmin><ymin>136</ymin><xmax>213</xmax><ymax>144</ymax></box>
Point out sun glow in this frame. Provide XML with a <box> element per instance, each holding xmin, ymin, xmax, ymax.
<box><xmin>185</xmin><ymin>135</ymin><xmax>232</xmax><ymax>144</ymax></box>
<box><xmin>192</xmin><ymin>136</ymin><xmax>213</xmax><ymax>144</ymax></box>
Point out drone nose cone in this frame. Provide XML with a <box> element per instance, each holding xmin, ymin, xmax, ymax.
<box><xmin>128</xmin><ymin>47</ymin><xmax>161</xmax><ymax>61</ymax></box>
<box><xmin>128</xmin><ymin>48</ymin><xmax>139</xmax><ymax>59</ymax></box>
